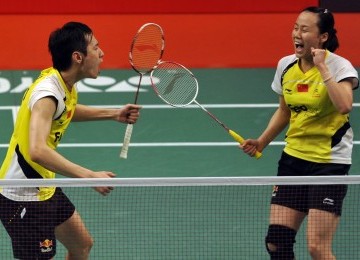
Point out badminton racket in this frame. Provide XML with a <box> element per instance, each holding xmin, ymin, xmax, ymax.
<box><xmin>120</xmin><ymin>23</ymin><xmax>165</xmax><ymax>159</ymax></box>
<box><xmin>150</xmin><ymin>61</ymin><xmax>262</xmax><ymax>159</ymax></box>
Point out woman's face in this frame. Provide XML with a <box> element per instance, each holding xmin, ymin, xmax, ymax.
<box><xmin>292</xmin><ymin>11</ymin><xmax>326</xmax><ymax>61</ymax></box>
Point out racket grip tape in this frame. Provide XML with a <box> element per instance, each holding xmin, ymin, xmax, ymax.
<box><xmin>228</xmin><ymin>129</ymin><xmax>262</xmax><ymax>159</ymax></box>
<box><xmin>120</xmin><ymin>124</ymin><xmax>134</xmax><ymax>159</ymax></box>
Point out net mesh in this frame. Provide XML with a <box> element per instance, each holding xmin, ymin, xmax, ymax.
<box><xmin>0</xmin><ymin>176</ymin><xmax>359</xmax><ymax>259</ymax></box>
<box><xmin>130</xmin><ymin>23</ymin><xmax>164</xmax><ymax>74</ymax></box>
<box><xmin>151</xmin><ymin>62</ymin><xmax>198</xmax><ymax>107</ymax></box>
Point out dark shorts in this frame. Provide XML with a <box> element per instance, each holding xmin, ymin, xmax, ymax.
<box><xmin>271</xmin><ymin>152</ymin><xmax>349</xmax><ymax>216</ymax></box>
<box><xmin>0</xmin><ymin>187</ymin><xmax>75</xmax><ymax>260</ymax></box>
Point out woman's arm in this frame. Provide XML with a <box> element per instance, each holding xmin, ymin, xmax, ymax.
<box><xmin>312</xmin><ymin>47</ymin><xmax>354</xmax><ymax>114</ymax></box>
<box><xmin>241</xmin><ymin>96</ymin><xmax>290</xmax><ymax>156</ymax></box>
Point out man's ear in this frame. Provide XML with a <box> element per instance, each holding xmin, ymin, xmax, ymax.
<box><xmin>73</xmin><ymin>51</ymin><xmax>83</xmax><ymax>64</ymax></box>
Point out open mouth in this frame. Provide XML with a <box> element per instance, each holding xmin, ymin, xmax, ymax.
<box><xmin>295</xmin><ymin>43</ymin><xmax>304</xmax><ymax>52</ymax></box>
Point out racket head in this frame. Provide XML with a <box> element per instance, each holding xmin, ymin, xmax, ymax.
<box><xmin>129</xmin><ymin>23</ymin><xmax>165</xmax><ymax>74</ymax></box>
<box><xmin>150</xmin><ymin>61</ymin><xmax>199</xmax><ymax>107</ymax></box>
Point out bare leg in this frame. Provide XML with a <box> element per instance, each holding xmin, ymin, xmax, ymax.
<box><xmin>307</xmin><ymin>209</ymin><xmax>339</xmax><ymax>260</ymax></box>
<box><xmin>55</xmin><ymin>210</ymin><xmax>93</xmax><ymax>260</ymax></box>
<box><xmin>270</xmin><ymin>204</ymin><xmax>307</xmax><ymax>229</ymax></box>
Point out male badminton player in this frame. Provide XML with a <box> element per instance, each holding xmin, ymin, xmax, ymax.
<box><xmin>0</xmin><ymin>22</ymin><xmax>141</xmax><ymax>259</ymax></box>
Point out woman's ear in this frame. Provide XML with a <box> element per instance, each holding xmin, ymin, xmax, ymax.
<box><xmin>320</xmin><ymin>32</ymin><xmax>329</xmax><ymax>44</ymax></box>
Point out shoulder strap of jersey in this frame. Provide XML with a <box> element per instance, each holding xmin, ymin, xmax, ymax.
<box><xmin>280</xmin><ymin>60</ymin><xmax>298</xmax><ymax>86</ymax></box>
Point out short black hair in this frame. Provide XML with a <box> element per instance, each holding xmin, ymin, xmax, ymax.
<box><xmin>48</xmin><ymin>22</ymin><xmax>93</xmax><ymax>71</ymax></box>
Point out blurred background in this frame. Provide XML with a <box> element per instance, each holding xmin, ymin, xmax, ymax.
<box><xmin>0</xmin><ymin>0</ymin><xmax>358</xmax><ymax>70</ymax></box>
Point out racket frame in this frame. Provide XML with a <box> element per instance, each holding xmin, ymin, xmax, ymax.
<box><xmin>151</xmin><ymin>61</ymin><xmax>199</xmax><ymax>108</ymax></box>
<box><xmin>150</xmin><ymin>61</ymin><xmax>262</xmax><ymax>159</ymax></box>
<box><xmin>120</xmin><ymin>23</ymin><xmax>165</xmax><ymax>159</ymax></box>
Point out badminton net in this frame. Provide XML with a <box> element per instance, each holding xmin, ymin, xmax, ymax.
<box><xmin>0</xmin><ymin>176</ymin><xmax>359</xmax><ymax>259</ymax></box>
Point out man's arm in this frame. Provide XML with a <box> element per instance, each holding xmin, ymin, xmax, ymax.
<box><xmin>28</xmin><ymin>97</ymin><xmax>115</xmax><ymax>195</ymax></box>
<box><xmin>72</xmin><ymin>104</ymin><xmax>141</xmax><ymax>123</ymax></box>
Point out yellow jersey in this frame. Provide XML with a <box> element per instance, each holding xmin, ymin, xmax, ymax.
<box><xmin>0</xmin><ymin>67</ymin><xmax>78</xmax><ymax>201</ymax></box>
<box><xmin>271</xmin><ymin>51</ymin><xmax>358</xmax><ymax>164</ymax></box>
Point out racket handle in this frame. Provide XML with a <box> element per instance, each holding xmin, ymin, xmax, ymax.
<box><xmin>120</xmin><ymin>124</ymin><xmax>133</xmax><ymax>159</ymax></box>
<box><xmin>228</xmin><ymin>129</ymin><xmax>262</xmax><ymax>159</ymax></box>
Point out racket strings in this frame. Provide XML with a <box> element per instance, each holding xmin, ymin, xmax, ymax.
<box><xmin>131</xmin><ymin>25</ymin><xmax>164</xmax><ymax>74</ymax></box>
<box><xmin>152</xmin><ymin>63</ymin><xmax>198</xmax><ymax>107</ymax></box>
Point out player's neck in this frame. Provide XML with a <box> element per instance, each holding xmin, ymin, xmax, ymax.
<box><xmin>299</xmin><ymin>58</ymin><xmax>314</xmax><ymax>73</ymax></box>
<box><xmin>59</xmin><ymin>71</ymin><xmax>75</xmax><ymax>91</ymax></box>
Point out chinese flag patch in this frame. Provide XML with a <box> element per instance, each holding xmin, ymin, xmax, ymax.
<box><xmin>67</xmin><ymin>110</ymin><xmax>72</xmax><ymax>118</ymax></box>
<box><xmin>297</xmin><ymin>84</ymin><xmax>309</xmax><ymax>92</ymax></box>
